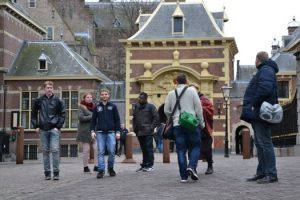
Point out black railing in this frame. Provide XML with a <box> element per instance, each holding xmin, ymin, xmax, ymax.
<box><xmin>271</xmin><ymin>91</ymin><xmax>297</xmax><ymax>147</ymax></box>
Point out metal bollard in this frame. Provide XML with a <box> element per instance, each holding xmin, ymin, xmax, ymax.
<box><xmin>16</xmin><ymin>127</ymin><xmax>24</xmax><ymax>164</ymax></box>
<box><xmin>121</xmin><ymin>133</ymin><xmax>136</xmax><ymax>163</ymax></box>
<box><xmin>163</xmin><ymin>139</ymin><xmax>170</xmax><ymax>163</ymax></box>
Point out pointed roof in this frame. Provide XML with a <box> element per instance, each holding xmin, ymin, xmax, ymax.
<box><xmin>129</xmin><ymin>1</ymin><xmax>224</xmax><ymax>40</ymax></box>
<box><xmin>8</xmin><ymin>41</ymin><xmax>111</xmax><ymax>82</ymax></box>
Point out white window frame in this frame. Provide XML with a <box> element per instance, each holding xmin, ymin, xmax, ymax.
<box><xmin>43</xmin><ymin>26</ymin><xmax>54</xmax><ymax>41</ymax></box>
<box><xmin>21</xmin><ymin>91</ymin><xmax>39</xmax><ymax>130</ymax></box>
<box><xmin>29</xmin><ymin>0</ymin><xmax>36</xmax><ymax>8</ymax></box>
<box><xmin>172</xmin><ymin>16</ymin><xmax>184</xmax><ymax>35</ymax></box>
<box><xmin>38</xmin><ymin>59</ymin><xmax>48</xmax><ymax>71</ymax></box>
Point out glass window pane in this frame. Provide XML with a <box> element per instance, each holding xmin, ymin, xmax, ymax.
<box><xmin>62</xmin><ymin>92</ymin><xmax>70</xmax><ymax>108</ymax></box>
<box><xmin>174</xmin><ymin>17</ymin><xmax>183</xmax><ymax>33</ymax></box>
<box><xmin>71</xmin><ymin>110</ymin><xmax>78</xmax><ymax>128</ymax></box>
<box><xmin>71</xmin><ymin>91</ymin><xmax>78</xmax><ymax>109</ymax></box>
<box><xmin>47</xmin><ymin>27</ymin><xmax>53</xmax><ymax>40</ymax></box>
<box><xmin>278</xmin><ymin>81</ymin><xmax>289</xmax><ymax>98</ymax></box>
<box><xmin>64</xmin><ymin>110</ymin><xmax>69</xmax><ymax>128</ymax></box>
<box><xmin>31</xmin><ymin>92</ymin><xmax>38</xmax><ymax>100</ymax></box>
<box><xmin>22</xmin><ymin>92</ymin><xmax>29</xmax><ymax>110</ymax></box>
<box><xmin>21</xmin><ymin>111</ymin><xmax>29</xmax><ymax>129</ymax></box>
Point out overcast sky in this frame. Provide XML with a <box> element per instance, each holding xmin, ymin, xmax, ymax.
<box><xmin>86</xmin><ymin>0</ymin><xmax>300</xmax><ymax>65</ymax></box>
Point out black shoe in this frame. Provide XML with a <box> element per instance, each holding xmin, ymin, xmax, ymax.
<box><xmin>246</xmin><ymin>174</ymin><xmax>265</xmax><ymax>182</ymax></box>
<box><xmin>97</xmin><ymin>171</ymin><xmax>104</xmax><ymax>179</ymax></box>
<box><xmin>84</xmin><ymin>166</ymin><xmax>91</xmax><ymax>173</ymax></box>
<box><xmin>108</xmin><ymin>168</ymin><xmax>116</xmax><ymax>177</ymax></box>
<box><xmin>187</xmin><ymin>168</ymin><xmax>198</xmax><ymax>180</ymax></box>
<box><xmin>205</xmin><ymin>167</ymin><xmax>214</xmax><ymax>175</ymax></box>
<box><xmin>44</xmin><ymin>171</ymin><xmax>51</xmax><ymax>180</ymax></box>
<box><xmin>93</xmin><ymin>166</ymin><xmax>98</xmax><ymax>172</ymax></box>
<box><xmin>256</xmin><ymin>176</ymin><xmax>278</xmax><ymax>184</ymax></box>
<box><xmin>53</xmin><ymin>172</ymin><xmax>59</xmax><ymax>181</ymax></box>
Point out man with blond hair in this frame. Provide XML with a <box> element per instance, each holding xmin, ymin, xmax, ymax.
<box><xmin>90</xmin><ymin>88</ymin><xmax>121</xmax><ymax>179</ymax></box>
<box><xmin>31</xmin><ymin>81</ymin><xmax>66</xmax><ymax>181</ymax></box>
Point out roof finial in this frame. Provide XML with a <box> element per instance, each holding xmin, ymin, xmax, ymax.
<box><xmin>139</xmin><ymin>6</ymin><xmax>142</xmax><ymax>15</ymax></box>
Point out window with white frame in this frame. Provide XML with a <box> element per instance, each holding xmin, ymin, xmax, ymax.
<box><xmin>43</xmin><ymin>26</ymin><xmax>54</xmax><ymax>41</ymax></box>
<box><xmin>173</xmin><ymin>16</ymin><xmax>184</xmax><ymax>34</ymax></box>
<box><xmin>61</xmin><ymin>91</ymin><xmax>78</xmax><ymax>129</ymax></box>
<box><xmin>29</xmin><ymin>0</ymin><xmax>36</xmax><ymax>8</ymax></box>
<box><xmin>21</xmin><ymin>92</ymin><xmax>38</xmax><ymax>129</ymax></box>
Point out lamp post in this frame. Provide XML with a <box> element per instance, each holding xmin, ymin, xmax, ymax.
<box><xmin>221</xmin><ymin>85</ymin><xmax>232</xmax><ymax>158</ymax></box>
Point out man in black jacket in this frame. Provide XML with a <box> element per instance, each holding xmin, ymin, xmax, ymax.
<box><xmin>133</xmin><ymin>92</ymin><xmax>159</xmax><ymax>172</ymax></box>
<box><xmin>90</xmin><ymin>88</ymin><xmax>121</xmax><ymax>179</ymax></box>
<box><xmin>31</xmin><ymin>81</ymin><xmax>66</xmax><ymax>181</ymax></box>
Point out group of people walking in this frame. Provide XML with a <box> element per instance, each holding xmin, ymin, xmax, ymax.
<box><xmin>31</xmin><ymin>51</ymin><xmax>278</xmax><ymax>184</ymax></box>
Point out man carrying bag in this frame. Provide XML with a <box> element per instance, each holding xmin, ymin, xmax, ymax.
<box><xmin>164</xmin><ymin>73</ymin><xmax>205</xmax><ymax>183</ymax></box>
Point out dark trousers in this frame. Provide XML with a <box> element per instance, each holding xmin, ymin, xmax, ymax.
<box><xmin>200</xmin><ymin>131</ymin><xmax>213</xmax><ymax>165</ymax></box>
<box><xmin>137</xmin><ymin>135</ymin><xmax>154</xmax><ymax>167</ymax></box>
<box><xmin>118</xmin><ymin>139</ymin><xmax>126</xmax><ymax>155</ymax></box>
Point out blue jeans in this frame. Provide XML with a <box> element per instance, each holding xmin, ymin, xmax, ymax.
<box><xmin>96</xmin><ymin>132</ymin><xmax>116</xmax><ymax>171</ymax></box>
<box><xmin>40</xmin><ymin>128</ymin><xmax>60</xmax><ymax>174</ymax></box>
<box><xmin>174</xmin><ymin>126</ymin><xmax>201</xmax><ymax>180</ymax></box>
<box><xmin>251</xmin><ymin>121</ymin><xmax>277</xmax><ymax>177</ymax></box>
<box><xmin>157</xmin><ymin>137</ymin><xmax>163</xmax><ymax>153</ymax></box>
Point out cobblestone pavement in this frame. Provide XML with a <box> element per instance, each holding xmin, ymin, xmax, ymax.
<box><xmin>1</xmin><ymin>153</ymin><xmax>300</xmax><ymax>200</ymax></box>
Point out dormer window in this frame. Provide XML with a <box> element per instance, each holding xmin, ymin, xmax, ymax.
<box><xmin>173</xmin><ymin>16</ymin><xmax>183</xmax><ymax>33</ymax></box>
<box><xmin>172</xmin><ymin>2</ymin><xmax>184</xmax><ymax>35</ymax></box>
<box><xmin>39</xmin><ymin>59</ymin><xmax>46</xmax><ymax>70</ymax></box>
<box><xmin>38</xmin><ymin>52</ymin><xmax>52</xmax><ymax>71</ymax></box>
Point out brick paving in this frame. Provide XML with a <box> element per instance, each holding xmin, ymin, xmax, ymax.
<box><xmin>0</xmin><ymin>153</ymin><xmax>300</xmax><ymax>200</ymax></box>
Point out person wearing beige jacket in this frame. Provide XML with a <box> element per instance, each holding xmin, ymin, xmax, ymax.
<box><xmin>164</xmin><ymin>73</ymin><xmax>205</xmax><ymax>183</ymax></box>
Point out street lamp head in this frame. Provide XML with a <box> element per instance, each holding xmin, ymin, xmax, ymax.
<box><xmin>221</xmin><ymin>85</ymin><xmax>232</xmax><ymax>102</ymax></box>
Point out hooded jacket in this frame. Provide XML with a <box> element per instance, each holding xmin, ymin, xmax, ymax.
<box><xmin>240</xmin><ymin>59</ymin><xmax>279</xmax><ymax>123</ymax></box>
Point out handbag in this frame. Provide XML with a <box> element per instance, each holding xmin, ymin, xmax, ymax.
<box><xmin>259</xmin><ymin>101</ymin><xmax>283</xmax><ymax>123</ymax></box>
<box><xmin>179</xmin><ymin>111</ymin><xmax>199</xmax><ymax>131</ymax></box>
<box><xmin>162</xmin><ymin>86</ymin><xmax>189</xmax><ymax>140</ymax></box>
<box><xmin>175</xmin><ymin>89</ymin><xmax>199</xmax><ymax>131</ymax></box>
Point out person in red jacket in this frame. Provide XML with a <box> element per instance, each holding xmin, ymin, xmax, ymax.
<box><xmin>190</xmin><ymin>83</ymin><xmax>214</xmax><ymax>174</ymax></box>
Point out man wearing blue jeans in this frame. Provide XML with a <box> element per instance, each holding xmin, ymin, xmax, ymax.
<box><xmin>31</xmin><ymin>81</ymin><xmax>66</xmax><ymax>181</ymax></box>
<box><xmin>241</xmin><ymin>51</ymin><xmax>278</xmax><ymax>184</ymax></box>
<box><xmin>164</xmin><ymin>73</ymin><xmax>205</xmax><ymax>182</ymax></box>
<box><xmin>90</xmin><ymin>88</ymin><xmax>121</xmax><ymax>179</ymax></box>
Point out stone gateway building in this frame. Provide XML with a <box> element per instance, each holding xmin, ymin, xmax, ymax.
<box><xmin>121</xmin><ymin>0</ymin><xmax>238</xmax><ymax>150</ymax></box>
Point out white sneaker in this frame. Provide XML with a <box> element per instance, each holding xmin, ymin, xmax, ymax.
<box><xmin>136</xmin><ymin>167</ymin><xmax>144</xmax><ymax>172</ymax></box>
<box><xmin>180</xmin><ymin>179</ymin><xmax>188</xmax><ymax>183</ymax></box>
<box><xmin>187</xmin><ymin>168</ymin><xmax>198</xmax><ymax>180</ymax></box>
<box><xmin>143</xmin><ymin>167</ymin><xmax>154</xmax><ymax>172</ymax></box>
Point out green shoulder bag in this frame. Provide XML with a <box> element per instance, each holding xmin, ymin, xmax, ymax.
<box><xmin>179</xmin><ymin>111</ymin><xmax>199</xmax><ymax>131</ymax></box>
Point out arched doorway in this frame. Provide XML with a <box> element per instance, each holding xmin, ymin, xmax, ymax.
<box><xmin>232</xmin><ymin>121</ymin><xmax>254</xmax><ymax>155</ymax></box>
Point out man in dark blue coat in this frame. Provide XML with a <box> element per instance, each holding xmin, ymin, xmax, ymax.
<box><xmin>241</xmin><ymin>51</ymin><xmax>279</xmax><ymax>184</ymax></box>
<box><xmin>90</xmin><ymin>88</ymin><xmax>121</xmax><ymax>179</ymax></box>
